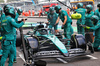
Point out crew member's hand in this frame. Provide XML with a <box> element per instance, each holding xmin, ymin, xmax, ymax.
<box><xmin>46</xmin><ymin>22</ymin><xmax>49</xmax><ymax>24</ymax></box>
<box><xmin>0</xmin><ymin>36</ymin><xmax>5</xmax><ymax>40</ymax></box>
<box><xmin>22</xmin><ymin>18</ymin><xmax>26</xmax><ymax>23</ymax></box>
<box><xmin>62</xmin><ymin>23</ymin><xmax>65</xmax><ymax>26</ymax></box>
<box><xmin>0</xmin><ymin>36</ymin><xmax>3</xmax><ymax>40</ymax></box>
<box><xmin>80</xmin><ymin>24</ymin><xmax>86</xmax><ymax>28</ymax></box>
<box><xmin>86</xmin><ymin>26</ymin><xmax>90</xmax><ymax>29</ymax></box>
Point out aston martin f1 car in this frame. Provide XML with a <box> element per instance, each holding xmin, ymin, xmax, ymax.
<box><xmin>17</xmin><ymin>22</ymin><xmax>94</xmax><ymax>65</ymax></box>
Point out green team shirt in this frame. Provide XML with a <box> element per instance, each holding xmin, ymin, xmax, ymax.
<box><xmin>85</xmin><ymin>11</ymin><xmax>94</xmax><ymax>27</ymax></box>
<box><xmin>75</xmin><ymin>8</ymin><xmax>86</xmax><ymax>24</ymax></box>
<box><xmin>90</xmin><ymin>21</ymin><xmax>100</xmax><ymax>37</ymax></box>
<box><xmin>59</xmin><ymin>10</ymin><xmax>72</xmax><ymax>25</ymax></box>
<box><xmin>13</xmin><ymin>13</ymin><xmax>20</xmax><ymax>36</ymax></box>
<box><xmin>0</xmin><ymin>13</ymin><xmax>5</xmax><ymax>22</ymax></box>
<box><xmin>1</xmin><ymin>16</ymin><xmax>24</xmax><ymax>41</ymax></box>
<box><xmin>75</xmin><ymin>8</ymin><xmax>86</xmax><ymax>20</ymax></box>
<box><xmin>47</xmin><ymin>12</ymin><xmax>58</xmax><ymax>25</ymax></box>
<box><xmin>95</xmin><ymin>9</ymin><xmax>100</xmax><ymax>20</ymax></box>
<box><xmin>15</xmin><ymin>13</ymin><xmax>19</xmax><ymax>22</ymax></box>
<box><xmin>0</xmin><ymin>13</ymin><xmax>5</xmax><ymax>36</ymax></box>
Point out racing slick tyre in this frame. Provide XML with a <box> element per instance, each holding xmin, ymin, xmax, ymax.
<box><xmin>16</xmin><ymin>30</ymin><xmax>22</xmax><ymax>47</ymax></box>
<box><xmin>24</xmin><ymin>35</ymin><xmax>39</xmax><ymax>52</ymax></box>
<box><xmin>71</xmin><ymin>34</ymin><xmax>86</xmax><ymax>50</ymax></box>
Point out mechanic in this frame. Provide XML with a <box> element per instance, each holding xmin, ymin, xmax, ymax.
<box><xmin>0</xmin><ymin>5</ymin><xmax>25</xmax><ymax>66</ymax></box>
<box><xmin>83</xmin><ymin>15</ymin><xmax>100</xmax><ymax>51</ymax></box>
<box><xmin>75</xmin><ymin>3</ymin><xmax>86</xmax><ymax>36</ymax></box>
<box><xmin>13</xmin><ymin>8</ymin><xmax>23</xmax><ymax>63</ymax></box>
<box><xmin>85</xmin><ymin>4</ymin><xmax>94</xmax><ymax>43</ymax></box>
<box><xmin>95</xmin><ymin>2</ymin><xmax>100</xmax><ymax>20</ymax></box>
<box><xmin>0</xmin><ymin>7</ymin><xmax>4</xmax><ymax>56</ymax></box>
<box><xmin>55</xmin><ymin>5</ymin><xmax>73</xmax><ymax>46</ymax></box>
<box><xmin>15</xmin><ymin>9</ymin><xmax>23</xmax><ymax>22</ymax></box>
<box><xmin>0</xmin><ymin>7</ymin><xmax>5</xmax><ymax>55</ymax></box>
<box><xmin>47</xmin><ymin>7</ymin><xmax>59</xmax><ymax>33</ymax></box>
<box><xmin>92</xmin><ymin>2</ymin><xmax>100</xmax><ymax>40</ymax></box>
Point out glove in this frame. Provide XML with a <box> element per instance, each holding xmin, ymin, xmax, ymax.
<box><xmin>86</xmin><ymin>26</ymin><xmax>90</xmax><ymax>29</ymax></box>
<box><xmin>45</xmin><ymin>22</ymin><xmax>49</xmax><ymax>24</ymax></box>
<box><xmin>18</xmin><ymin>18</ymin><xmax>27</xmax><ymax>23</ymax></box>
<box><xmin>0</xmin><ymin>36</ymin><xmax>3</xmax><ymax>40</ymax></box>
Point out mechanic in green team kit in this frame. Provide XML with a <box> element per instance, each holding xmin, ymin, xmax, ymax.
<box><xmin>0</xmin><ymin>5</ymin><xmax>25</xmax><ymax>66</ymax></box>
<box><xmin>47</xmin><ymin>7</ymin><xmax>59</xmax><ymax>33</ymax></box>
<box><xmin>55</xmin><ymin>5</ymin><xmax>73</xmax><ymax>46</ymax></box>
<box><xmin>95</xmin><ymin>2</ymin><xmax>100</xmax><ymax>20</ymax></box>
<box><xmin>75</xmin><ymin>3</ymin><xmax>86</xmax><ymax>36</ymax></box>
<box><xmin>83</xmin><ymin>15</ymin><xmax>100</xmax><ymax>51</ymax></box>
<box><xmin>85</xmin><ymin>4</ymin><xmax>94</xmax><ymax>43</ymax></box>
<box><xmin>0</xmin><ymin>7</ymin><xmax>3</xmax><ymax>56</ymax></box>
<box><xmin>85</xmin><ymin>5</ymin><xmax>94</xmax><ymax>30</ymax></box>
<box><xmin>13</xmin><ymin>8</ymin><xmax>23</xmax><ymax>63</ymax></box>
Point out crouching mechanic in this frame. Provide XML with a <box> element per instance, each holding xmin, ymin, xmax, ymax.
<box><xmin>47</xmin><ymin>7</ymin><xmax>59</xmax><ymax>33</ymax></box>
<box><xmin>13</xmin><ymin>8</ymin><xmax>23</xmax><ymax>63</ymax></box>
<box><xmin>55</xmin><ymin>5</ymin><xmax>73</xmax><ymax>46</ymax></box>
<box><xmin>0</xmin><ymin>5</ymin><xmax>25</xmax><ymax>66</ymax></box>
<box><xmin>83</xmin><ymin>15</ymin><xmax>100</xmax><ymax>51</ymax></box>
<box><xmin>75</xmin><ymin>3</ymin><xmax>86</xmax><ymax>36</ymax></box>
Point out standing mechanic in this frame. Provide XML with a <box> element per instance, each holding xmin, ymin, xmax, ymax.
<box><xmin>47</xmin><ymin>7</ymin><xmax>59</xmax><ymax>33</ymax></box>
<box><xmin>75</xmin><ymin>3</ymin><xmax>86</xmax><ymax>36</ymax></box>
<box><xmin>0</xmin><ymin>7</ymin><xmax>3</xmax><ymax>56</ymax></box>
<box><xmin>85</xmin><ymin>4</ymin><xmax>94</xmax><ymax>43</ymax></box>
<box><xmin>0</xmin><ymin>7</ymin><xmax>5</xmax><ymax>55</ymax></box>
<box><xmin>0</xmin><ymin>5</ymin><xmax>25</xmax><ymax>66</ymax></box>
<box><xmin>55</xmin><ymin>5</ymin><xmax>73</xmax><ymax>46</ymax></box>
<box><xmin>95</xmin><ymin>2</ymin><xmax>100</xmax><ymax>20</ymax></box>
<box><xmin>13</xmin><ymin>8</ymin><xmax>23</xmax><ymax>63</ymax></box>
<box><xmin>83</xmin><ymin>15</ymin><xmax>100</xmax><ymax>51</ymax></box>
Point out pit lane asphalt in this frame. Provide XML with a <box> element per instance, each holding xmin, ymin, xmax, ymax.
<box><xmin>5</xmin><ymin>17</ymin><xmax>100</xmax><ymax>66</ymax></box>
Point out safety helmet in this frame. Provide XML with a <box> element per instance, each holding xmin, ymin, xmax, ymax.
<box><xmin>86</xmin><ymin>5</ymin><xmax>93</xmax><ymax>11</ymax></box>
<box><xmin>91</xmin><ymin>15</ymin><xmax>99</xmax><ymax>25</ymax></box>
<box><xmin>17</xmin><ymin>9</ymin><xmax>23</xmax><ymax>15</ymax></box>
<box><xmin>4</xmin><ymin>6</ymin><xmax>16</xmax><ymax>18</ymax></box>
<box><xmin>97</xmin><ymin>2</ymin><xmax>100</xmax><ymax>7</ymax></box>
<box><xmin>49</xmin><ymin>7</ymin><xmax>54</xmax><ymax>12</ymax></box>
<box><xmin>77</xmin><ymin>3</ymin><xmax>83</xmax><ymax>8</ymax></box>
<box><xmin>3</xmin><ymin>5</ymin><xmax>11</xmax><ymax>13</ymax></box>
<box><xmin>54</xmin><ymin>5</ymin><xmax>61</xmax><ymax>13</ymax></box>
